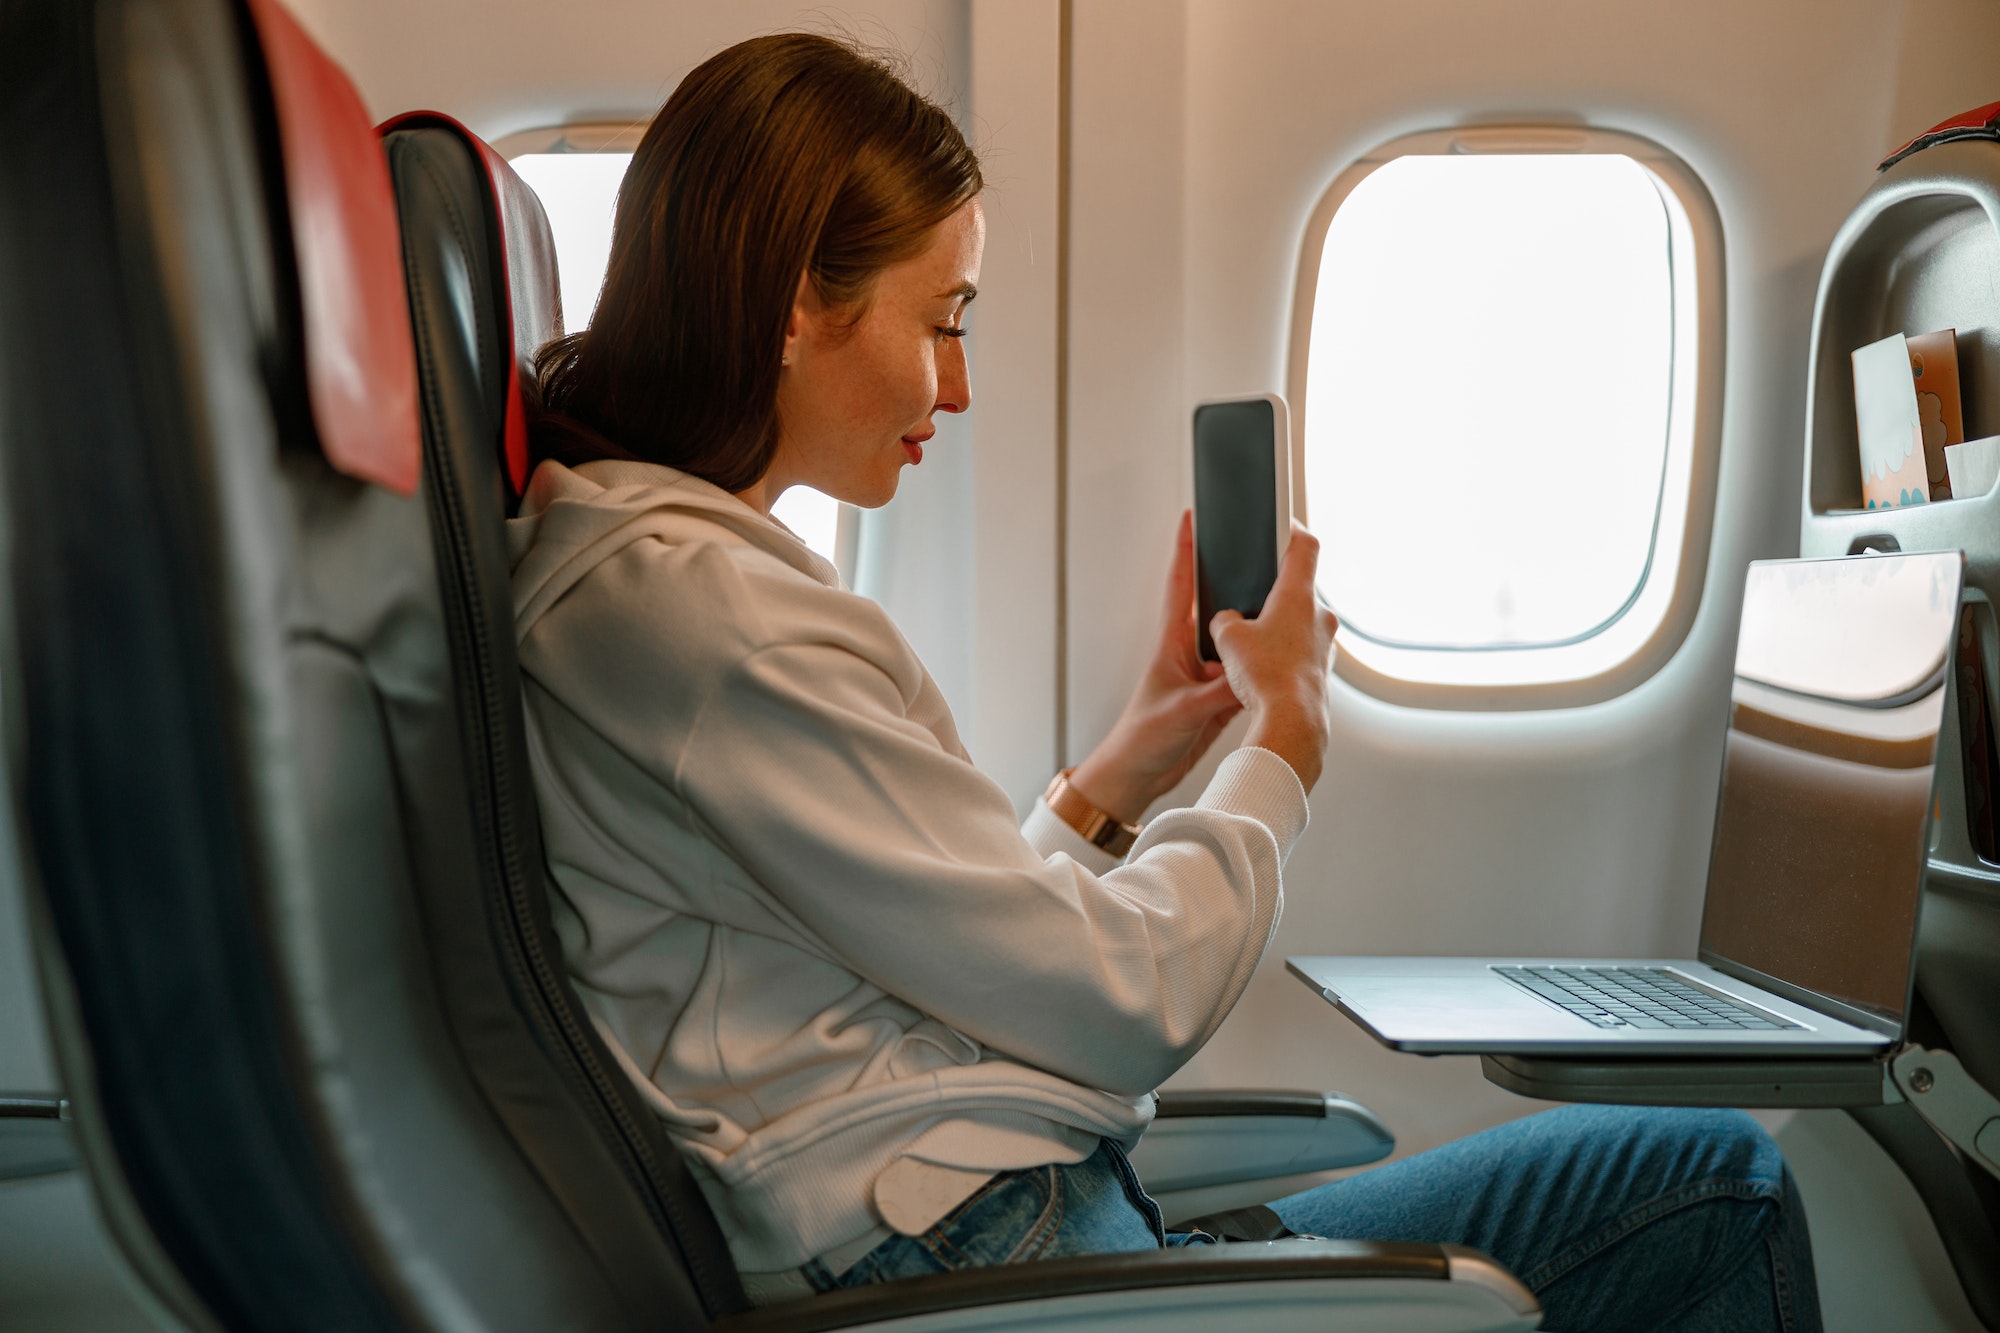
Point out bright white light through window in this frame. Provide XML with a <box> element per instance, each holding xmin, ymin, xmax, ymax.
<box><xmin>1307</xmin><ymin>154</ymin><xmax>1674</xmax><ymax>650</ymax></box>
<box><xmin>772</xmin><ymin>486</ymin><xmax>840</xmax><ymax>563</ymax></box>
<box><xmin>511</xmin><ymin>147</ymin><xmax>852</xmax><ymax>577</ymax></box>
<box><xmin>508</xmin><ymin>152</ymin><xmax>632</xmax><ymax>332</ymax></box>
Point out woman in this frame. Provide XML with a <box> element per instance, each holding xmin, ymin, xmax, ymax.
<box><xmin>510</xmin><ymin>32</ymin><xmax>1820</xmax><ymax>1331</ymax></box>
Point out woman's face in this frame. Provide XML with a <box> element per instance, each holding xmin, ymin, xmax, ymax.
<box><xmin>765</xmin><ymin>198</ymin><xmax>984</xmax><ymax>511</ymax></box>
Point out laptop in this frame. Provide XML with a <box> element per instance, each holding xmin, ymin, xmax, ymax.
<box><xmin>1289</xmin><ymin>549</ymin><xmax>1964</xmax><ymax>1057</ymax></box>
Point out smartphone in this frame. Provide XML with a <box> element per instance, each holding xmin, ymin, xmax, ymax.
<box><xmin>1193</xmin><ymin>394</ymin><xmax>1292</xmax><ymax>662</ymax></box>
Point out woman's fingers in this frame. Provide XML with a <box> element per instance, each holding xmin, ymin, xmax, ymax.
<box><xmin>1157</xmin><ymin>672</ymin><xmax>1238</xmax><ymax>731</ymax></box>
<box><xmin>1188</xmin><ymin>671</ymin><xmax>1239</xmax><ymax>713</ymax></box>
<box><xmin>1204</xmin><ymin>521</ymin><xmax>1335</xmax><ymax>791</ymax></box>
<box><xmin>1264</xmin><ymin>521</ymin><xmax>1320</xmax><ymax>614</ymax></box>
<box><xmin>1162</xmin><ymin>509</ymin><xmax>1199</xmax><ymax>636</ymax></box>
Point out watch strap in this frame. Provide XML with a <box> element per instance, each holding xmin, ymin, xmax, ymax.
<box><xmin>1042</xmin><ymin>769</ymin><xmax>1142</xmax><ymax>858</ymax></box>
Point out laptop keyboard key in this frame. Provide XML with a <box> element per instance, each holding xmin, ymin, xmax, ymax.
<box><xmin>1492</xmin><ymin>966</ymin><xmax>1802</xmax><ymax>1031</ymax></box>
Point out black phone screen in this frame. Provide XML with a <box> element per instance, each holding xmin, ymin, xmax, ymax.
<box><xmin>1193</xmin><ymin>398</ymin><xmax>1280</xmax><ymax>662</ymax></box>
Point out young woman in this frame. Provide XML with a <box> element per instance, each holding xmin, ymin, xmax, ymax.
<box><xmin>509</xmin><ymin>32</ymin><xmax>1821</xmax><ymax>1331</ymax></box>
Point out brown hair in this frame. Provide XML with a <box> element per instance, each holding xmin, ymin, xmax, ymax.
<box><xmin>531</xmin><ymin>34</ymin><xmax>983</xmax><ymax>491</ymax></box>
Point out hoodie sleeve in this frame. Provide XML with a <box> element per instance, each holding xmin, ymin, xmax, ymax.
<box><xmin>1020</xmin><ymin>797</ymin><xmax>1122</xmax><ymax>874</ymax></box>
<box><xmin>670</xmin><ymin>635</ymin><xmax>1307</xmax><ymax>1098</ymax></box>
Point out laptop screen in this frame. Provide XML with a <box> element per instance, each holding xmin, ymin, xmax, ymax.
<box><xmin>1697</xmin><ymin>551</ymin><xmax>1963</xmax><ymax>1027</ymax></box>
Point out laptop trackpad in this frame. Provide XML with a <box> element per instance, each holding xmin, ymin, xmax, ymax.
<box><xmin>1333</xmin><ymin>976</ymin><xmax>1574</xmax><ymax>1039</ymax></box>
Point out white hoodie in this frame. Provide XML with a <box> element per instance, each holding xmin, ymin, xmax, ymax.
<box><xmin>507</xmin><ymin>458</ymin><xmax>1309</xmax><ymax>1275</ymax></box>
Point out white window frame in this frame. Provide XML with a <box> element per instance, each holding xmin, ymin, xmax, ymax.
<box><xmin>1286</xmin><ymin>124</ymin><xmax>1725</xmax><ymax>710</ymax></box>
<box><xmin>491</xmin><ymin>121</ymin><xmax>647</xmax><ymax>159</ymax></box>
<box><xmin>496</xmin><ymin>121</ymin><xmax>862</xmax><ymax>583</ymax></box>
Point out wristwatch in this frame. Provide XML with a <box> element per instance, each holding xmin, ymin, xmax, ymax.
<box><xmin>1043</xmin><ymin>769</ymin><xmax>1142</xmax><ymax>857</ymax></box>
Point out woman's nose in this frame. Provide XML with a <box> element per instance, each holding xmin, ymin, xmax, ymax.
<box><xmin>935</xmin><ymin>338</ymin><xmax>971</xmax><ymax>414</ymax></box>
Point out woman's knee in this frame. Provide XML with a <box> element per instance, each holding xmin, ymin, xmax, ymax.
<box><xmin>1647</xmin><ymin>1106</ymin><xmax>1786</xmax><ymax>1194</ymax></box>
<box><xmin>1545</xmin><ymin>1104</ymin><xmax>1789</xmax><ymax>1201</ymax></box>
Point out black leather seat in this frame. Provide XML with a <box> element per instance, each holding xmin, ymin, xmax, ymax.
<box><xmin>379</xmin><ymin>110</ymin><xmax>749</xmax><ymax>1322</ymax></box>
<box><xmin>0</xmin><ymin>0</ymin><xmax>724</xmax><ymax>1327</ymax></box>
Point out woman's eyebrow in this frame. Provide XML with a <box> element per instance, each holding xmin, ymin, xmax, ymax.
<box><xmin>938</xmin><ymin>282</ymin><xmax>978</xmax><ymax>304</ymax></box>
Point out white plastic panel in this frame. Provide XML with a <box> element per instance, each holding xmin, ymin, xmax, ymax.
<box><xmin>1126</xmin><ymin>1102</ymin><xmax>1392</xmax><ymax>1194</ymax></box>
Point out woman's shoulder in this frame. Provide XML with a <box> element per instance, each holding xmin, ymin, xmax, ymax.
<box><xmin>508</xmin><ymin>458</ymin><xmax>905</xmax><ymax>679</ymax></box>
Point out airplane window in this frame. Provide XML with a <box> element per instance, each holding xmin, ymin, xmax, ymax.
<box><xmin>1294</xmin><ymin>128</ymin><xmax>1720</xmax><ymax>701</ymax></box>
<box><xmin>1310</xmin><ymin>154</ymin><xmax>1668</xmax><ymax>648</ymax></box>
<box><xmin>507</xmin><ymin>151</ymin><xmax>628</xmax><ymax>329</ymax></box>
<box><xmin>508</xmin><ymin>138</ymin><xmax>856</xmax><ymax>576</ymax></box>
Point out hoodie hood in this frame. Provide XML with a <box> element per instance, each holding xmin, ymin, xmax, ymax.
<box><xmin>508</xmin><ymin>458</ymin><xmax>839</xmax><ymax>640</ymax></box>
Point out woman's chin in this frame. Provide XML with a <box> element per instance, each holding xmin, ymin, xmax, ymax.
<box><xmin>825</xmin><ymin>480</ymin><xmax>895</xmax><ymax>511</ymax></box>
<box><xmin>857</xmin><ymin>468</ymin><xmax>908</xmax><ymax>508</ymax></box>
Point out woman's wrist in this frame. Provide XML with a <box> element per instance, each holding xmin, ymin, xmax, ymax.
<box><xmin>1063</xmin><ymin>750</ymin><xmax>1152</xmax><ymax>827</ymax></box>
<box><xmin>1242</xmin><ymin>701</ymin><xmax>1326</xmax><ymax>793</ymax></box>
<box><xmin>1043</xmin><ymin>769</ymin><xmax>1144</xmax><ymax>855</ymax></box>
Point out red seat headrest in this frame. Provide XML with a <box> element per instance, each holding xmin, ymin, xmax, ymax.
<box><xmin>1880</xmin><ymin>98</ymin><xmax>2000</xmax><ymax>172</ymax></box>
<box><xmin>245</xmin><ymin>0</ymin><xmax>420</xmax><ymax>494</ymax></box>
<box><xmin>379</xmin><ymin>111</ymin><xmax>565</xmax><ymax>500</ymax></box>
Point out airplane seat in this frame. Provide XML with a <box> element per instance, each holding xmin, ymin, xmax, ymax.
<box><xmin>0</xmin><ymin>0</ymin><xmax>727</xmax><ymax>1328</ymax></box>
<box><xmin>377</xmin><ymin>113</ymin><xmax>1539</xmax><ymax>1329</ymax></box>
<box><xmin>376</xmin><ymin>110</ymin><xmax>752</xmax><ymax>1321</ymax></box>
<box><xmin>378</xmin><ymin>111</ymin><xmax>558</xmax><ymax>511</ymax></box>
<box><xmin>1789</xmin><ymin>97</ymin><xmax>2000</xmax><ymax>1324</ymax></box>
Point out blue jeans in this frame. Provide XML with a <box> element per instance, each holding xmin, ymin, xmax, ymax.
<box><xmin>805</xmin><ymin>1105</ymin><xmax>1821</xmax><ymax>1332</ymax></box>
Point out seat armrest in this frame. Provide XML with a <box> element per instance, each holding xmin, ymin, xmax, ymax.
<box><xmin>1130</xmin><ymin>1089</ymin><xmax>1393</xmax><ymax>1193</ymax></box>
<box><xmin>0</xmin><ymin>1095</ymin><xmax>73</xmax><ymax>1181</ymax></box>
<box><xmin>720</xmin><ymin>1241</ymin><xmax>1538</xmax><ymax>1333</ymax></box>
<box><xmin>1152</xmin><ymin>1090</ymin><xmax>1335</xmax><ymax>1119</ymax></box>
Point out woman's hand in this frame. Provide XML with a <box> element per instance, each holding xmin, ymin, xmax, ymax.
<box><xmin>1209</xmin><ymin>522</ymin><xmax>1339</xmax><ymax>793</ymax></box>
<box><xmin>1067</xmin><ymin>511</ymin><xmax>1244</xmax><ymax>824</ymax></box>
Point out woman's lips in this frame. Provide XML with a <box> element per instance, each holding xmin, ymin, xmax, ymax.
<box><xmin>901</xmin><ymin>433</ymin><xmax>930</xmax><ymax>465</ymax></box>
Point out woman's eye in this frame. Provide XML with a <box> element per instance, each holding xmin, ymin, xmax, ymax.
<box><xmin>936</xmin><ymin>325</ymin><xmax>967</xmax><ymax>340</ymax></box>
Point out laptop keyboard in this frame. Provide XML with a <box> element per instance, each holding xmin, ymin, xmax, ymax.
<box><xmin>1492</xmin><ymin>965</ymin><xmax>1802</xmax><ymax>1031</ymax></box>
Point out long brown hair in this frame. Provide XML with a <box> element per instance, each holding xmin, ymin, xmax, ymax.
<box><xmin>532</xmin><ymin>34</ymin><xmax>983</xmax><ymax>491</ymax></box>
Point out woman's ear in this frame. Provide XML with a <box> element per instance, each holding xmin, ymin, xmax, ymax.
<box><xmin>782</xmin><ymin>270</ymin><xmax>814</xmax><ymax>368</ymax></box>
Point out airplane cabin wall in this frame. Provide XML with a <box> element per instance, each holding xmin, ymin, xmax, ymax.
<box><xmin>1064</xmin><ymin>0</ymin><xmax>2000</xmax><ymax>1168</ymax></box>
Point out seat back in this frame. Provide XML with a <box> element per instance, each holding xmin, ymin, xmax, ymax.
<box><xmin>1795</xmin><ymin>103</ymin><xmax>2000</xmax><ymax>1323</ymax></box>
<box><xmin>379</xmin><ymin>111</ymin><xmax>748</xmax><ymax>1318</ymax></box>
<box><xmin>0</xmin><ymin>0</ymin><xmax>713</xmax><ymax>1327</ymax></box>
